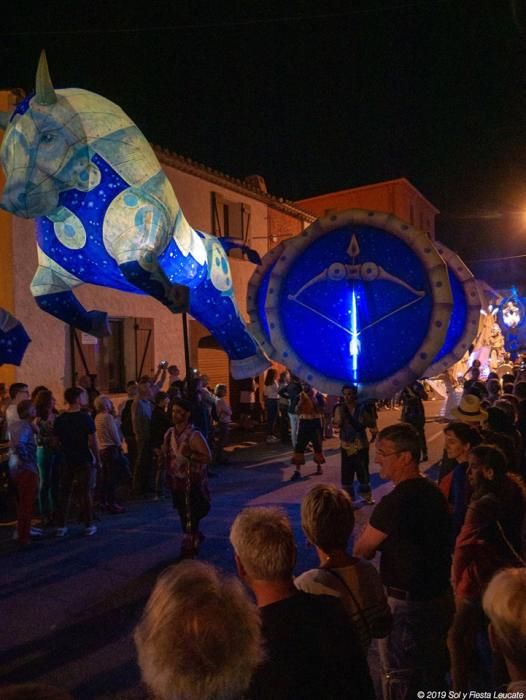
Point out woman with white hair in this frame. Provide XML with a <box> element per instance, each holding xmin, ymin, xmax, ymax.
<box><xmin>483</xmin><ymin>567</ymin><xmax>526</xmax><ymax>694</ymax></box>
<box><xmin>94</xmin><ymin>395</ymin><xmax>125</xmax><ymax>514</ymax></box>
<box><xmin>134</xmin><ymin>560</ymin><xmax>264</xmax><ymax>700</ymax></box>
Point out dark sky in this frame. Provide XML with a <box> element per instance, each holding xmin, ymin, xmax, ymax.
<box><xmin>2</xmin><ymin>0</ymin><xmax>526</xmax><ymax>286</ymax></box>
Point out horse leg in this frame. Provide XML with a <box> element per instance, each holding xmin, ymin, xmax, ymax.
<box><xmin>155</xmin><ymin>235</ymin><xmax>269</xmax><ymax>378</ymax></box>
<box><xmin>118</xmin><ymin>249</ymin><xmax>189</xmax><ymax>314</ymax></box>
<box><xmin>30</xmin><ymin>250</ymin><xmax>110</xmax><ymax>337</ymax></box>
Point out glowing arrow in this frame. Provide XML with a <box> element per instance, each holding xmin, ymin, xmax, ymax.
<box><xmin>349</xmin><ymin>287</ymin><xmax>360</xmax><ymax>383</ymax></box>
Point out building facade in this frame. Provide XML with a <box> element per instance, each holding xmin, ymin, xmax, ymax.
<box><xmin>296</xmin><ymin>177</ymin><xmax>439</xmax><ymax>239</ymax></box>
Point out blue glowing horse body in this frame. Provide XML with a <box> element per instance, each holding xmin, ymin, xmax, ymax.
<box><xmin>0</xmin><ymin>53</ymin><xmax>268</xmax><ymax>378</ymax></box>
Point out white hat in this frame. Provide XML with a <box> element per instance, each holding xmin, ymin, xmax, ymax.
<box><xmin>451</xmin><ymin>394</ymin><xmax>488</xmax><ymax>424</ymax></box>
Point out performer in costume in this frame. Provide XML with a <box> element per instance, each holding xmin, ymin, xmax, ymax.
<box><xmin>290</xmin><ymin>384</ymin><xmax>326</xmax><ymax>481</ymax></box>
<box><xmin>163</xmin><ymin>398</ymin><xmax>211</xmax><ymax>557</ymax></box>
<box><xmin>333</xmin><ymin>384</ymin><xmax>376</xmax><ymax>505</ymax></box>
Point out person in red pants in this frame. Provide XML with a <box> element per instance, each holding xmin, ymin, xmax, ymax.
<box><xmin>9</xmin><ymin>399</ymin><xmax>40</xmax><ymax>546</ymax></box>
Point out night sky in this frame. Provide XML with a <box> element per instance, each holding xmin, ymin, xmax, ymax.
<box><xmin>2</xmin><ymin>0</ymin><xmax>526</xmax><ymax>287</ymax></box>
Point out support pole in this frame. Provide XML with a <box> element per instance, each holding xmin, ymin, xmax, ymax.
<box><xmin>182</xmin><ymin>312</ymin><xmax>191</xmax><ymax>384</ymax></box>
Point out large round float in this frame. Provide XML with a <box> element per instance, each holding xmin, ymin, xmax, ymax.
<box><xmin>249</xmin><ymin>209</ymin><xmax>453</xmax><ymax>398</ymax></box>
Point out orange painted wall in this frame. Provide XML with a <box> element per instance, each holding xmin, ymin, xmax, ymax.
<box><xmin>296</xmin><ymin>178</ymin><xmax>438</xmax><ymax>239</ymax></box>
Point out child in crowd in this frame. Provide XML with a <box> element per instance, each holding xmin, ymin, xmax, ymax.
<box><xmin>10</xmin><ymin>399</ymin><xmax>40</xmax><ymax>546</ymax></box>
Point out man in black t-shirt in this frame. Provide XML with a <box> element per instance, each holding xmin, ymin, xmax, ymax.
<box><xmin>54</xmin><ymin>386</ymin><xmax>101</xmax><ymax>537</ymax></box>
<box><xmin>230</xmin><ymin>506</ymin><xmax>374</xmax><ymax>700</ymax></box>
<box><xmin>355</xmin><ymin>422</ymin><xmax>454</xmax><ymax>699</ymax></box>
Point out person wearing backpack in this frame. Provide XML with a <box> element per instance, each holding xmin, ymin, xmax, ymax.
<box><xmin>279</xmin><ymin>375</ymin><xmax>303</xmax><ymax>448</ymax></box>
<box><xmin>400</xmin><ymin>381</ymin><xmax>428</xmax><ymax>461</ymax></box>
<box><xmin>333</xmin><ymin>384</ymin><xmax>376</xmax><ymax>505</ymax></box>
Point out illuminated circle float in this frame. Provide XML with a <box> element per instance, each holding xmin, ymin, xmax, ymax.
<box><xmin>249</xmin><ymin>209</ymin><xmax>453</xmax><ymax>398</ymax></box>
<box><xmin>497</xmin><ymin>293</ymin><xmax>526</xmax><ymax>358</ymax></box>
<box><xmin>423</xmin><ymin>241</ymin><xmax>481</xmax><ymax>377</ymax></box>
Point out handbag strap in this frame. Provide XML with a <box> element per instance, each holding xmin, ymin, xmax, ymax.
<box><xmin>496</xmin><ymin>520</ymin><xmax>526</xmax><ymax>567</ymax></box>
<box><xmin>318</xmin><ymin>567</ymin><xmax>372</xmax><ymax>638</ymax></box>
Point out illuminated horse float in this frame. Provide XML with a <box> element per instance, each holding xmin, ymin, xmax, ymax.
<box><xmin>0</xmin><ymin>53</ymin><xmax>269</xmax><ymax>378</ymax></box>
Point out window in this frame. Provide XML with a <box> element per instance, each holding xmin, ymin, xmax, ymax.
<box><xmin>70</xmin><ymin>317</ymin><xmax>155</xmax><ymax>393</ymax></box>
<box><xmin>211</xmin><ymin>192</ymin><xmax>251</xmax><ymax>241</ymax></box>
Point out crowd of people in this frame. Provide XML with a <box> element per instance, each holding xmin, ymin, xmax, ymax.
<box><xmin>3</xmin><ymin>360</ymin><xmax>526</xmax><ymax>699</ymax></box>
<box><xmin>2</xmin><ymin>364</ymin><xmax>233</xmax><ymax>553</ymax></box>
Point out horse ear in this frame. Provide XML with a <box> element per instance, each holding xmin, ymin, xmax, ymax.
<box><xmin>0</xmin><ymin>112</ymin><xmax>10</xmax><ymax>130</ymax></box>
<box><xmin>35</xmin><ymin>50</ymin><xmax>57</xmax><ymax>105</ymax></box>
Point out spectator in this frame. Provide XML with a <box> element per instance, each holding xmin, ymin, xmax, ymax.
<box><xmin>400</xmin><ymin>380</ymin><xmax>428</xmax><ymax>460</ymax></box>
<box><xmin>230</xmin><ymin>506</ymin><xmax>374</xmax><ymax>700</ymax></box>
<box><xmin>449</xmin><ymin>444</ymin><xmax>526</xmax><ymax>690</ymax></box>
<box><xmin>131</xmin><ymin>377</ymin><xmax>154</xmax><ymax>496</ymax></box>
<box><xmin>9</xmin><ymin>399</ymin><xmax>40</xmax><ymax>546</ymax></box>
<box><xmin>77</xmin><ymin>374</ymin><xmax>100</xmax><ymax>412</ymax></box>
<box><xmin>485</xmin><ymin>405</ymin><xmax>523</xmax><ymax>468</ymax></box>
<box><xmin>333</xmin><ymin>384</ymin><xmax>375</xmax><ymax>505</ymax></box>
<box><xmin>483</xmin><ymin>568</ymin><xmax>526</xmax><ymax>695</ymax></box>
<box><xmin>213</xmin><ymin>384</ymin><xmax>231</xmax><ymax>466</ymax></box>
<box><xmin>167</xmin><ymin>364</ymin><xmax>185</xmax><ymax>401</ymax></box>
<box><xmin>34</xmin><ymin>389</ymin><xmax>60</xmax><ymax>526</ymax></box>
<box><xmin>355</xmin><ymin>422</ymin><xmax>454</xmax><ymax>699</ymax></box>
<box><xmin>188</xmin><ymin>377</ymin><xmax>212</xmax><ymax>443</ymax></box>
<box><xmin>277</xmin><ymin>371</ymin><xmax>290</xmax><ymax>442</ymax></box>
<box><xmin>150</xmin><ymin>361</ymin><xmax>168</xmax><ymax>398</ymax></box>
<box><xmin>279</xmin><ymin>374</ymin><xmax>302</xmax><ymax>449</ymax></box>
<box><xmin>5</xmin><ymin>382</ymin><xmax>30</xmax><ymax>435</ymax></box>
<box><xmin>30</xmin><ymin>385</ymin><xmax>49</xmax><ymax>402</ymax></box>
<box><xmin>440</xmin><ymin>421</ymin><xmax>481</xmax><ymax>539</ymax></box>
<box><xmin>94</xmin><ymin>395</ymin><xmax>125</xmax><ymax>514</ymax></box>
<box><xmin>119</xmin><ymin>380</ymin><xmax>138</xmax><ymax>479</ymax></box>
<box><xmin>295</xmin><ymin>484</ymin><xmax>391</xmax><ymax>650</ymax></box>
<box><xmin>486</xmin><ymin>378</ymin><xmax>501</xmax><ymax>405</ymax></box>
<box><xmin>54</xmin><ymin>387</ymin><xmax>100</xmax><ymax>537</ymax></box>
<box><xmin>198</xmin><ymin>374</ymin><xmax>216</xmax><ymax>439</ymax></box>
<box><xmin>238</xmin><ymin>376</ymin><xmax>257</xmax><ymax>430</ymax></box>
<box><xmin>451</xmin><ymin>393</ymin><xmax>488</xmax><ymax>427</ymax></box>
<box><xmin>290</xmin><ymin>383</ymin><xmax>325</xmax><ymax>481</ymax></box>
<box><xmin>134</xmin><ymin>560</ymin><xmax>263</xmax><ymax>700</ymax></box>
<box><xmin>162</xmin><ymin>398</ymin><xmax>211</xmax><ymax>557</ymax></box>
<box><xmin>263</xmin><ymin>368</ymin><xmax>280</xmax><ymax>443</ymax></box>
<box><xmin>150</xmin><ymin>390</ymin><xmax>171</xmax><ymax>499</ymax></box>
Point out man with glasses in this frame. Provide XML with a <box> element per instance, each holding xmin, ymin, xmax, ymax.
<box><xmin>355</xmin><ymin>422</ymin><xmax>453</xmax><ymax>700</ymax></box>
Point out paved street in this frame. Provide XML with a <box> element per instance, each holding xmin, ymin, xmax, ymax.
<box><xmin>0</xmin><ymin>401</ymin><xmax>448</xmax><ymax>699</ymax></box>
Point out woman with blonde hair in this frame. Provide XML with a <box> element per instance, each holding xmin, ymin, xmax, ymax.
<box><xmin>295</xmin><ymin>483</ymin><xmax>392</xmax><ymax>650</ymax></box>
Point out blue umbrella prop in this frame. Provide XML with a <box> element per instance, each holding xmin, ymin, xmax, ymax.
<box><xmin>0</xmin><ymin>309</ymin><xmax>31</xmax><ymax>366</ymax></box>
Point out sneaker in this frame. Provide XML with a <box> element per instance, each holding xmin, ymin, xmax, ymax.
<box><xmin>84</xmin><ymin>525</ymin><xmax>97</xmax><ymax>536</ymax></box>
<box><xmin>290</xmin><ymin>469</ymin><xmax>302</xmax><ymax>482</ymax></box>
<box><xmin>55</xmin><ymin>527</ymin><xmax>69</xmax><ymax>537</ymax></box>
<box><xmin>266</xmin><ymin>435</ymin><xmax>279</xmax><ymax>443</ymax></box>
<box><xmin>362</xmin><ymin>495</ymin><xmax>376</xmax><ymax>506</ymax></box>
